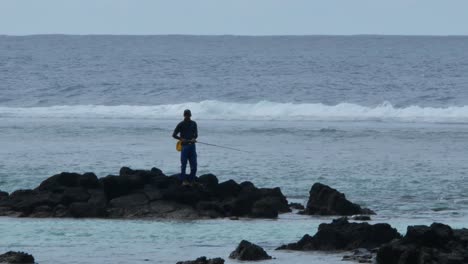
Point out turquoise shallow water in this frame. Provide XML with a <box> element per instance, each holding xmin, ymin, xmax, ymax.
<box><xmin>1</xmin><ymin>117</ymin><xmax>468</xmax><ymax>263</ymax></box>
<box><xmin>1</xmin><ymin>117</ymin><xmax>468</xmax><ymax>219</ymax></box>
<box><xmin>1</xmin><ymin>213</ymin><xmax>467</xmax><ymax>264</ymax></box>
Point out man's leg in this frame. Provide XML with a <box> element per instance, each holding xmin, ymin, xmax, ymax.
<box><xmin>188</xmin><ymin>145</ymin><xmax>197</xmax><ymax>182</ymax></box>
<box><xmin>180</xmin><ymin>146</ymin><xmax>189</xmax><ymax>181</ymax></box>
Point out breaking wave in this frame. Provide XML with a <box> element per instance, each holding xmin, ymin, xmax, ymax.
<box><xmin>1</xmin><ymin>100</ymin><xmax>468</xmax><ymax>123</ymax></box>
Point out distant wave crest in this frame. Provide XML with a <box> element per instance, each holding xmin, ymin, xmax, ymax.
<box><xmin>1</xmin><ymin>100</ymin><xmax>468</xmax><ymax>123</ymax></box>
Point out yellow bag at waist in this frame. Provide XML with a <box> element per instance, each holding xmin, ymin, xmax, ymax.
<box><xmin>176</xmin><ymin>140</ymin><xmax>182</xmax><ymax>152</ymax></box>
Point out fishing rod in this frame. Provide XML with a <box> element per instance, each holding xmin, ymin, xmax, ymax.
<box><xmin>196</xmin><ymin>141</ymin><xmax>251</xmax><ymax>153</ymax></box>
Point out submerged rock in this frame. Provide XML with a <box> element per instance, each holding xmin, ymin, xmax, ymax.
<box><xmin>342</xmin><ymin>248</ymin><xmax>374</xmax><ymax>263</ymax></box>
<box><xmin>0</xmin><ymin>167</ymin><xmax>289</xmax><ymax>220</ymax></box>
<box><xmin>229</xmin><ymin>240</ymin><xmax>272</xmax><ymax>261</ymax></box>
<box><xmin>288</xmin><ymin>202</ymin><xmax>305</xmax><ymax>210</ymax></box>
<box><xmin>0</xmin><ymin>251</ymin><xmax>35</xmax><ymax>264</ymax></box>
<box><xmin>303</xmin><ymin>183</ymin><xmax>375</xmax><ymax>216</ymax></box>
<box><xmin>176</xmin><ymin>256</ymin><xmax>224</xmax><ymax>264</ymax></box>
<box><xmin>277</xmin><ymin>217</ymin><xmax>401</xmax><ymax>251</ymax></box>
<box><xmin>377</xmin><ymin>223</ymin><xmax>468</xmax><ymax>264</ymax></box>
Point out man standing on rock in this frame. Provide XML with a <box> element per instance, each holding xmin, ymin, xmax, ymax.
<box><xmin>172</xmin><ymin>109</ymin><xmax>198</xmax><ymax>186</ymax></box>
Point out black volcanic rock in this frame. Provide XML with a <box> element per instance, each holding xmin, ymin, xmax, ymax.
<box><xmin>176</xmin><ymin>256</ymin><xmax>224</xmax><ymax>264</ymax></box>
<box><xmin>377</xmin><ymin>223</ymin><xmax>468</xmax><ymax>264</ymax></box>
<box><xmin>215</xmin><ymin>179</ymin><xmax>241</xmax><ymax>199</ymax></box>
<box><xmin>198</xmin><ymin>174</ymin><xmax>219</xmax><ymax>189</ymax></box>
<box><xmin>99</xmin><ymin>175</ymin><xmax>131</xmax><ymax>200</ymax></box>
<box><xmin>251</xmin><ymin>198</ymin><xmax>279</xmax><ymax>218</ymax></box>
<box><xmin>0</xmin><ymin>251</ymin><xmax>35</xmax><ymax>263</ymax></box>
<box><xmin>37</xmin><ymin>172</ymin><xmax>99</xmax><ymax>191</ymax></box>
<box><xmin>109</xmin><ymin>193</ymin><xmax>149</xmax><ymax>208</ymax></box>
<box><xmin>0</xmin><ymin>167</ymin><xmax>289</xmax><ymax>220</ymax></box>
<box><xmin>6</xmin><ymin>189</ymin><xmax>62</xmax><ymax>213</ymax></box>
<box><xmin>0</xmin><ymin>190</ymin><xmax>9</xmax><ymax>201</ymax></box>
<box><xmin>229</xmin><ymin>240</ymin><xmax>272</xmax><ymax>261</ymax></box>
<box><xmin>277</xmin><ymin>217</ymin><xmax>401</xmax><ymax>251</ymax></box>
<box><xmin>69</xmin><ymin>202</ymin><xmax>107</xmax><ymax>218</ymax></box>
<box><xmin>87</xmin><ymin>189</ymin><xmax>108</xmax><ymax>207</ymax></box>
<box><xmin>251</xmin><ymin>193</ymin><xmax>290</xmax><ymax>218</ymax></box>
<box><xmin>304</xmin><ymin>183</ymin><xmax>375</xmax><ymax>216</ymax></box>
<box><xmin>60</xmin><ymin>187</ymin><xmax>91</xmax><ymax>205</ymax></box>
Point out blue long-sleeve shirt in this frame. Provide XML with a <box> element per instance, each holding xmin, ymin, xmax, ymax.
<box><xmin>172</xmin><ymin>120</ymin><xmax>198</xmax><ymax>143</ymax></box>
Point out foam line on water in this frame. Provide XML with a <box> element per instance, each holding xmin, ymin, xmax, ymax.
<box><xmin>1</xmin><ymin>100</ymin><xmax>468</xmax><ymax>123</ymax></box>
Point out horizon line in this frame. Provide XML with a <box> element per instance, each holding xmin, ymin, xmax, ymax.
<box><xmin>1</xmin><ymin>33</ymin><xmax>468</xmax><ymax>38</ymax></box>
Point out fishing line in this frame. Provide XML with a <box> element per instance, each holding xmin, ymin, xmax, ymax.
<box><xmin>196</xmin><ymin>141</ymin><xmax>251</xmax><ymax>153</ymax></box>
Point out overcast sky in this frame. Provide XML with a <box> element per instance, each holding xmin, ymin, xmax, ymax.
<box><xmin>1</xmin><ymin>0</ymin><xmax>467</xmax><ymax>35</ymax></box>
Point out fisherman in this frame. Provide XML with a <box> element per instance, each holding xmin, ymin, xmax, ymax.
<box><xmin>172</xmin><ymin>109</ymin><xmax>198</xmax><ymax>185</ymax></box>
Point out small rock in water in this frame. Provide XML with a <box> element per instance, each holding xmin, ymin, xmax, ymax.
<box><xmin>0</xmin><ymin>251</ymin><xmax>35</xmax><ymax>264</ymax></box>
<box><xmin>288</xmin><ymin>202</ymin><xmax>305</xmax><ymax>210</ymax></box>
<box><xmin>304</xmin><ymin>183</ymin><xmax>375</xmax><ymax>216</ymax></box>
<box><xmin>277</xmin><ymin>217</ymin><xmax>401</xmax><ymax>251</ymax></box>
<box><xmin>229</xmin><ymin>240</ymin><xmax>272</xmax><ymax>261</ymax></box>
<box><xmin>377</xmin><ymin>223</ymin><xmax>468</xmax><ymax>264</ymax></box>
<box><xmin>342</xmin><ymin>248</ymin><xmax>374</xmax><ymax>263</ymax></box>
<box><xmin>176</xmin><ymin>256</ymin><xmax>224</xmax><ymax>264</ymax></box>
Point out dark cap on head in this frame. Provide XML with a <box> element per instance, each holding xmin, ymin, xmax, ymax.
<box><xmin>183</xmin><ymin>109</ymin><xmax>192</xmax><ymax>117</ymax></box>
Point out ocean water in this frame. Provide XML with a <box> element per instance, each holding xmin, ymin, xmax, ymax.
<box><xmin>1</xmin><ymin>35</ymin><xmax>468</xmax><ymax>263</ymax></box>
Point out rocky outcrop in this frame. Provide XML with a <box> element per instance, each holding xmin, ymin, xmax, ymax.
<box><xmin>0</xmin><ymin>167</ymin><xmax>289</xmax><ymax>219</ymax></box>
<box><xmin>377</xmin><ymin>223</ymin><xmax>468</xmax><ymax>264</ymax></box>
<box><xmin>0</xmin><ymin>251</ymin><xmax>35</xmax><ymax>263</ymax></box>
<box><xmin>277</xmin><ymin>217</ymin><xmax>401</xmax><ymax>251</ymax></box>
<box><xmin>302</xmin><ymin>183</ymin><xmax>375</xmax><ymax>216</ymax></box>
<box><xmin>229</xmin><ymin>240</ymin><xmax>272</xmax><ymax>261</ymax></box>
<box><xmin>176</xmin><ymin>256</ymin><xmax>224</xmax><ymax>264</ymax></box>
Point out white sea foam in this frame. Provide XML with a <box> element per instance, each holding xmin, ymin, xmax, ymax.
<box><xmin>1</xmin><ymin>100</ymin><xmax>468</xmax><ymax>123</ymax></box>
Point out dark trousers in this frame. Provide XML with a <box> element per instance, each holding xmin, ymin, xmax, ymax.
<box><xmin>180</xmin><ymin>144</ymin><xmax>197</xmax><ymax>181</ymax></box>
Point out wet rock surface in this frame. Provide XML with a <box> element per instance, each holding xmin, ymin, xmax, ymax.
<box><xmin>176</xmin><ymin>256</ymin><xmax>224</xmax><ymax>264</ymax></box>
<box><xmin>303</xmin><ymin>183</ymin><xmax>375</xmax><ymax>216</ymax></box>
<box><xmin>0</xmin><ymin>191</ymin><xmax>8</xmax><ymax>201</ymax></box>
<box><xmin>0</xmin><ymin>167</ymin><xmax>289</xmax><ymax>219</ymax></box>
<box><xmin>377</xmin><ymin>223</ymin><xmax>468</xmax><ymax>264</ymax></box>
<box><xmin>288</xmin><ymin>202</ymin><xmax>305</xmax><ymax>210</ymax></box>
<box><xmin>229</xmin><ymin>240</ymin><xmax>272</xmax><ymax>261</ymax></box>
<box><xmin>342</xmin><ymin>248</ymin><xmax>375</xmax><ymax>263</ymax></box>
<box><xmin>277</xmin><ymin>217</ymin><xmax>401</xmax><ymax>251</ymax></box>
<box><xmin>0</xmin><ymin>251</ymin><xmax>35</xmax><ymax>264</ymax></box>
<box><xmin>350</xmin><ymin>215</ymin><xmax>372</xmax><ymax>221</ymax></box>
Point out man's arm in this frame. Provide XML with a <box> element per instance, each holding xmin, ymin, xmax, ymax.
<box><xmin>172</xmin><ymin>123</ymin><xmax>181</xmax><ymax>140</ymax></box>
<box><xmin>188</xmin><ymin>122</ymin><xmax>198</xmax><ymax>143</ymax></box>
<box><xmin>193</xmin><ymin>122</ymin><xmax>198</xmax><ymax>140</ymax></box>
